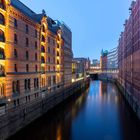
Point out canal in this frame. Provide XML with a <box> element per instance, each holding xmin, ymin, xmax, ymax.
<box><xmin>9</xmin><ymin>80</ymin><xmax>140</xmax><ymax>140</ymax></box>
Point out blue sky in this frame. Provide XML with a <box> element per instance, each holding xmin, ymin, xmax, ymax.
<box><xmin>21</xmin><ymin>0</ymin><xmax>132</xmax><ymax>60</ymax></box>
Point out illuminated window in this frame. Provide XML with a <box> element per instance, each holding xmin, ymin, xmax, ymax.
<box><xmin>42</xmin><ymin>25</ymin><xmax>45</xmax><ymax>32</ymax></box>
<box><xmin>0</xmin><ymin>64</ymin><xmax>4</xmax><ymax>76</ymax></box>
<box><xmin>0</xmin><ymin>29</ymin><xmax>5</xmax><ymax>42</ymax></box>
<box><xmin>0</xmin><ymin>83</ymin><xmax>4</xmax><ymax>97</ymax></box>
<box><xmin>0</xmin><ymin>48</ymin><xmax>5</xmax><ymax>59</ymax></box>
<box><xmin>0</xmin><ymin>13</ymin><xmax>5</xmax><ymax>25</ymax></box>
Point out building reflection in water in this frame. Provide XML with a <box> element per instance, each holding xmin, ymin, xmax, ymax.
<box><xmin>9</xmin><ymin>81</ymin><xmax>140</xmax><ymax>140</ymax></box>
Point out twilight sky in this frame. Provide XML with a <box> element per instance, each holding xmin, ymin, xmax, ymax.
<box><xmin>21</xmin><ymin>0</ymin><xmax>132</xmax><ymax>60</ymax></box>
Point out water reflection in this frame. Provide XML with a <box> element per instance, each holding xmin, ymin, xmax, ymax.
<box><xmin>9</xmin><ymin>81</ymin><xmax>140</xmax><ymax>140</ymax></box>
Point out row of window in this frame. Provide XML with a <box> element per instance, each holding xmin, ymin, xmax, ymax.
<box><xmin>12</xmin><ymin>78</ymin><xmax>39</xmax><ymax>96</ymax></box>
<box><xmin>14</xmin><ymin>18</ymin><xmax>38</xmax><ymax>38</ymax></box>
<box><xmin>14</xmin><ymin>49</ymin><xmax>38</xmax><ymax>61</ymax></box>
<box><xmin>14</xmin><ymin>33</ymin><xmax>38</xmax><ymax>49</ymax></box>
<box><xmin>14</xmin><ymin>64</ymin><xmax>38</xmax><ymax>72</ymax></box>
<box><xmin>41</xmin><ymin>56</ymin><xmax>59</xmax><ymax>64</ymax></box>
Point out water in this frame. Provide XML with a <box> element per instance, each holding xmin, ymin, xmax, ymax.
<box><xmin>9</xmin><ymin>80</ymin><xmax>140</xmax><ymax>140</ymax></box>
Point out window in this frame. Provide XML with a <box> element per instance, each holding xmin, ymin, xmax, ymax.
<box><xmin>41</xmin><ymin>46</ymin><xmax>45</xmax><ymax>53</ymax></box>
<box><xmin>12</xmin><ymin>80</ymin><xmax>20</xmax><ymax>96</ymax></box>
<box><xmin>53</xmin><ymin>48</ymin><xmax>55</xmax><ymax>54</ymax></box>
<box><xmin>0</xmin><ymin>29</ymin><xmax>5</xmax><ymax>42</ymax></box>
<box><xmin>35</xmin><ymin>65</ymin><xmax>38</xmax><ymax>72</ymax></box>
<box><xmin>57</xmin><ymin>43</ymin><xmax>59</xmax><ymax>48</ymax></box>
<box><xmin>14</xmin><ymin>64</ymin><xmax>17</xmax><ymax>72</ymax></box>
<box><xmin>48</xmin><ymin>37</ymin><xmax>50</xmax><ymax>43</ymax></box>
<box><xmin>0</xmin><ymin>64</ymin><xmax>4</xmax><ymax>76</ymax></box>
<box><xmin>48</xmin><ymin>46</ymin><xmax>50</xmax><ymax>53</ymax></box>
<box><xmin>41</xmin><ymin>56</ymin><xmax>45</xmax><ymax>63</ymax></box>
<box><xmin>41</xmin><ymin>66</ymin><xmax>45</xmax><ymax>73</ymax></box>
<box><xmin>0</xmin><ymin>48</ymin><xmax>5</xmax><ymax>59</ymax></box>
<box><xmin>53</xmin><ymin>66</ymin><xmax>55</xmax><ymax>72</ymax></box>
<box><xmin>26</xmin><ymin>64</ymin><xmax>29</xmax><ymax>72</ymax></box>
<box><xmin>14</xmin><ymin>49</ymin><xmax>18</xmax><ymax>58</ymax></box>
<box><xmin>34</xmin><ymin>78</ymin><xmax>39</xmax><ymax>89</ymax></box>
<box><xmin>57</xmin><ymin>51</ymin><xmax>59</xmax><ymax>56</ymax></box>
<box><xmin>26</xmin><ymin>51</ymin><xmax>29</xmax><ymax>60</ymax></box>
<box><xmin>42</xmin><ymin>25</ymin><xmax>45</xmax><ymax>32</ymax></box>
<box><xmin>14</xmin><ymin>33</ymin><xmax>17</xmax><ymax>44</ymax></box>
<box><xmin>0</xmin><ymin>13</ymin><xmax>5</xmax><ymax>25</ymax></box>
<box><xmin>0</xmin><ymin>0</ymin><xmax>6</xmax><ymax>10</ymax></box>
<box><xmin>0</xmin><ymin>83</ymin><xmax>4</xmax><ymax>97</ymax></box>
<box><xmin>14</xmin><ymin>18</ymin><xmax>17</xmax><ymax>28</ymax></box>
<box><xmin>42</xmin><ymin>35</ymin><xmax>45</xmax><ymax>42</ymax></box>
<box><xmin>35</xmin><ymin>41</ymin><xmax>37</xmax><ymax>49</ymax></box>
<box><xmin>26</xmin><ymin>38</ymin><xmax>29</xmax><ymax>47</ymax></box>
<box><xmin>53</xmin><ymin>76</ymin><xmax>56</xmax><ymax>85</ymax></box>
<box><xmin>28</xmin><ymin>79</ymin><xmax>30</xmax><ymax>90</ymax></box>
<box><xmin>35</xmin><ymin>53</ymin><xmax>37</xmax><ymax>61</ymax></box>
<box><xmin>53</xmin><ymin>40</ymin><xmax>55</xmax><ymax>46</ymax></box>
<box><xmin>57</xmin><ymin>60</ymin><xmax>59</xmax><ymax>65</ymax></box>
<box><xmin>26</xmin><ymin>24</ymin><xmax>29</xmax><ymax>33</ymax></box>
<box><xmin>53</xmin><ymin>57</ymin><xmax>55</xmax><ymax>63</ymax></box>
<box><xmin>24</xmin><ymin>79</ymin><xmax>31</xmax><ymax>91</ymax></box>
<box><xmin>48</xmin><ymin>57</ymin><xmax>50</xmax><ymax>63</ymax></box>
<box><xmin>35</xmin><ymin>30</ymin><xmax>37</xmax><ymax>38</ymax></box>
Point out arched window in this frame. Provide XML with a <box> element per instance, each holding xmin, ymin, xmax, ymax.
<box><xmin>42</xmin><ymin>25</ymin><xmax>45</xmax><ymax>32</ymax></box>
<box><xmin>42</xmin><ymin>35</ymin><xmax>45</xmax><ymax>42</ymax></box>
<box><xmin>0</xmin><ymin>13</ymin><xmax>5</xmax><ymax>25</ymax></box>
<box><xmin>0</xmin><ymin>48</ymin><xmax>5</xmax><ymax>59</ymax></box>
<box><xmin>0</xmin><ymin>64</ymin><xmax>4</xmax><ymax>76</ymax></box>
<box><xmin>0</xmin><ymin>29</ymin><xmax>5</xmax><ymax>42</ymax></box>
<box><xmin>41</xmin><ymin>46</ymin><xmax>45</xmax><ymax>53</ymax></box>
<box><xmin>0</xmin><ymin>0</ymin><xmax>6</xmax><ymax>10</ymax></box>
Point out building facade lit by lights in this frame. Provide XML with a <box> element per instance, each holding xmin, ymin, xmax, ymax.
<box><xmin>0</xmin><ymin>0</ymin><xmax>73</xmax><ymax>106</ymax></box>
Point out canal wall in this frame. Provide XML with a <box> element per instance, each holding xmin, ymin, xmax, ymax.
<box><xmin>0</xmin><ymin>79</ymin><xmax>90</xmax><ymax>140</ymax></box>
<box><xmin>98</xmin><ymin>73</ymin><xmax>140</xmax><ymax>120</ymax></box>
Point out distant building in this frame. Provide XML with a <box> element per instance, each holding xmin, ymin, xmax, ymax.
<box><xmin>72</xmin><ymin>58</ymin><xmax>90</xmax><ymax>82</ymax></box>
<box><xmin>92</xmin><ymin>59</ymin><xmax>100</xmax><ymax>67</ymax></box>
<box><xmin>100</xmin><ymin>49</ymin><xmax>108</xmax><ymax>71</ymax></box>
<box><xmin>55</xmin><ymin>21</ymin><xmax>73</xmax><ymax>87</ymax></box>
<box><xmin>107</xmin><ymin>47</ymin><xmax>118</xmax><ymax>70</ymax></box>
